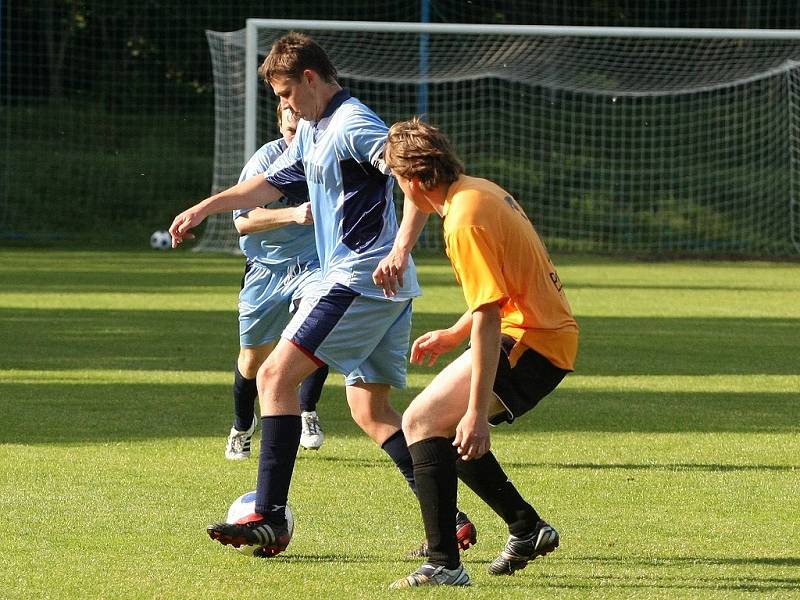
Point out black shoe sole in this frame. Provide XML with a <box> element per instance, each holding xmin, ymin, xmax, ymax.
<box><xmin>207</xmin><ymin>522</ymin><xmax>290</xmax><ymax>557</ymax></box>
<box><xmin>207</xmin><ymin>522</ymin><xmax>252</xmax><ymax>548</ymax></box>
<box><xmin>488</xmin><ymin>538</ymin><xmax>559</xmax><ymax>575</ymax></box>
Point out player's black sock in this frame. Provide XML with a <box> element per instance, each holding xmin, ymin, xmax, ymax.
<box><xmin>409</xmin><ymin>437</ymin><xmax>460</xmax><ymax>569</ymax></box>
<box><xmin>255</xmin><ymin>415</ymin><xmax>301</xmax><ymax>524</ymax></box>
<box><xmin>381</xmin><ymin>429</ymin><xmax>417</xmax><ymax>495</ymax></box>
<box><xmin>299</xmin><ymin>365</ymin><xmax>329</xmax><ymax>413</ymax></box>
<box><xmin>232</xmin><ymin>365</ymin><xmax>257</xmax><ymax>432</ymax></box>
<box><xmin>456</xmin><ymin>450</ymin><xmax>540</xmax><ymax>537</ymax></box>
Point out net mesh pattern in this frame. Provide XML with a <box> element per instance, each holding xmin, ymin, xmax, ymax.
<box><xmin>200</xmin><ymin>26</ymin><xmax>800</xmax><ymax>255</ymax></box>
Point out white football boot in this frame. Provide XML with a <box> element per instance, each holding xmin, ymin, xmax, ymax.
<box><xmin>225</xmin><ymin>417</ymin><xmax>256</xmax><ymax>460</ymax></box>
<box><xmin>300</xmin><ymin>411</ymin><xmax>324</xmax><ymax>450</ymax></box>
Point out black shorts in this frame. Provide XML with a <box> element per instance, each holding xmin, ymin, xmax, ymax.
<box><xmin>488</xmin><ymin>335</ymin><xmax>570</xmax><ymax>425</ymax></box>
<box><xmin>240</xmin><ymin>260</ymin><xmax>253</xmax><ymax>290</ymax></box>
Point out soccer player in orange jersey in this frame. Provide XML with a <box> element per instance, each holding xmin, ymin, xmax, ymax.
<box><xmin>383</xmin><ymin>117</ymin><xmax>579</xmax><ymax>588</ymax></box>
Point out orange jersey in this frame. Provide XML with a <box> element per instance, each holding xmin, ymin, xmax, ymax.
<box><xmin>443</xmin><ymin>175</ymin><xmax>579</xmax><ymax>370</ymax></box>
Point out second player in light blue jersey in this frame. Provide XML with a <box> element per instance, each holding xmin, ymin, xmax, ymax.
<box><xmin>169</xmin><ymin>32</ymin><xmax>476</xmax><ymax>559</ymax></box>
<box><xmin>225</xmin><ymin>105</ymin><xmax>329</xmax><ymax>460</ymax></box>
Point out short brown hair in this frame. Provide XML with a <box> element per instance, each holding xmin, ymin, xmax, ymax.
<box><xmin>259</xmin><ymin>32</ymin><xmax>337</xmax><ymax>84</ymax></box>
<box><xmin>385</xmin><ymin>117</ymin><xmax>464</xmax><ymax>189</ymax></box>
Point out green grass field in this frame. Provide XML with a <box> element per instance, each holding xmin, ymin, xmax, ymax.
<box><xmin>1</xmin><ymin>249</ymin><xmax>798</xmax><ymax>599</ymax></box>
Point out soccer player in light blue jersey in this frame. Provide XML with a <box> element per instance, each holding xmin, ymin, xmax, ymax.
<box><xmin>169</xmin><ymin>32</ymin><xmax>475</xmax><ymax>558</ymax></box>
<box><xmin>225</xmin><ymin>104</ymin><xmax>328</xmax><ymax>460</ymax></box>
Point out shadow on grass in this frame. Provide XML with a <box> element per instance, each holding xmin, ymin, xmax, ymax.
<box><xmin>503</xmin><ymin>388</ymin><xmax>800</xmax><ymax>434</ymax></box>
<box><xmin>411</xmin><ymin>270</ymin><xmax>800</xmax><ymax>292</ymax></box>
<box><xmin>500</xmin><ymin>462</ymin><xmax>800</xmax><ymax>472</ymax></box>
<box><xmin>524</xmin><ymin>556</ymin><xmax>800</xmax><ymax>592</ymax></box>
<box><xmin>1</xmin><ymin>382</ymin><xmax>798</xmax><ymax>444</ymax></box>
<box><xmin>0</xmin><ymin>307</ymin><xmax>240</xmax><ymax>372</ymax></box>
<box><xmin>2</xmin><ymin>307</ymin><xmax>799</xmax><ymax>376</ymax></box>
<box><xmin>569</xmin><ymin>282</ymin><xmax>800</xmax><ymax>292</ymax></box>
<box><xmin>563</xmin><ymin>556</ymin><xmax>800</xmax><ymax>567</ymax></box>
<box><xmin>274</xmin><ymin>554</ymin><xmax>397</xmax><ymax>563</ymax></box>
<box><xmin>487</xmin><ymin>556</ymin><xmax>800</xmax><ymax>593</ymax></box>
<box><xmin>301</xmin><ymin>455</ymin><xmax>800</xmax><ymax>473</ymax></box>
<box><xmin>531</xmin><ymin>575</ymin><xmax>800</xmax><ymax>594</ymax></box>
<box><xmin>1</xmin><ymin>265</ymin><xmax>243</xmax><ymax>292</ymax></box>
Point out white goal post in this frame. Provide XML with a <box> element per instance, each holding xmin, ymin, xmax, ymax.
<box><xmin>199</xmin><ymin>19</ymin><xmax>800</xmax><ymax>255</ymax></box>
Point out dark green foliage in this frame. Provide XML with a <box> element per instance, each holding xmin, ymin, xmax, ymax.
<box><xmin>4</xmin><ymin>2</ymin><xmax>800</xmax><ymax>251</ymax></box>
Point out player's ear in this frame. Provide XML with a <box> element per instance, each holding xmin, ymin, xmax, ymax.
<box><xmin>302</xmin><ymin>69</ymin><xmax>315</xmax><ymax>86</ymax></box>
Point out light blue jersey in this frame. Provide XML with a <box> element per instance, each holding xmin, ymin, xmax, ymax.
<box><xmin>265</xmin><ymin>90</ymin><xmax>421</xmax><ymax>300</ymax></box>
<box><xmin>235</xmin><ymin>138</ymin><xmax>318</xmax><ymax>270</ymax></box>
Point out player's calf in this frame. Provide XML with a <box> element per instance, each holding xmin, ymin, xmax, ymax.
<box><xmin>407</xmin><ymin>511</ymin><xmax>477</xmax><ymax>557</ymax></box>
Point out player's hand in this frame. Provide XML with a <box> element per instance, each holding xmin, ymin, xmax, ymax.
<box><xmin>168</xmin><ymin>206</ymin><xmax>205</xmax><ymax>248</ymax></box>
<box><xmin>372</xmin><ymin>247</ymin><xmax>409</xmax><ymax>297</ymax></box>
<box><xmin>453</xmin><ymin>409</ymin><xmax>491</xmax><ymax>461</ymax></box>
<box><xmin>410</xmin><ymin>329</ymin><xmax>459</xmax><ymax>366</ymax></box>
<box><xmin>293</xmin><ymin>202</ymin><xmax>313</xmax><ymax>225</ymax></box>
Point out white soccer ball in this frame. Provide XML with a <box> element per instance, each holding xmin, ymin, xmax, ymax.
<box><xmin>226</xmin><ymin>491</ymin><xmax>295</xmax><ymax>557</ymax></box>
<box><xmin>149</xmin><ymin>230</ymin><xmax>171</xmax><ymax>250</ymax></box>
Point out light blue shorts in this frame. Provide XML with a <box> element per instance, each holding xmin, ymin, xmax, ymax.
<box><xmin>281</xmin><ymin>281</ymin><xmax>412</xmax><ymax>388</ymax></box>
<box><xmin>238</xmin><ymin>261</ymin><xmax>321</xmax><ymax>348</ymax></box>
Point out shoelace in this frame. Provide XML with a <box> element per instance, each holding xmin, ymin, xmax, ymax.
<box><xmin>229</xmin><ymin>431</ymin><xmax>250</xmax><ymax>452</ymax></box>
<box><xmin>302</xmin><ymin>413</ymin><xmax>321</xmax><ymax>435</ymax></box>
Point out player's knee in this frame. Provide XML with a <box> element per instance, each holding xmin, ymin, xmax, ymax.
<box><xmin>255</xmin><ymin>359</ymin><xmax>280</xmax><ymax>396</ymax></box>
<box><xmin>403</xmin><ymin>394</ymin><xmax>451</xmax><ymax>441</ymax></box>
<box><xmin>348</xmin><ymin>397</ymin><xmax>386</xmax><ymax>429</ymax></box>
<box><xmin>237</xmin><ymin>350</ymin><xmax>261</xmax><ymax>378</ymax></box>
<box><xmin>257</xmin><ymin>356</ymin><xmax>304</xmax><ymax>398</ymax></box>
<box><xmin>348</xmin><ymin>401</ymin><xmax>372</xmax><ymax>429</ymax></box>
<box><xmin>401</xmin><ymin>403</ymin><xmax>425</xmax><ymax>439</ymax></box>
<box><xmin>400</xmin><ymin>410</ymin><xmax>415</xmax><ymax>437</ymax></box>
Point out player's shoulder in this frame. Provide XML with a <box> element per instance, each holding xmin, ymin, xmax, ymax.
<box><xmin>448</xmin><ymin>176</ymin><xmax>507</xmax><ymax>216</ymax></box>
<box><xmin>240</xmin><ymin>137</ymin><xmax>287</xmax><ymax>181</ymax></box>
<box><xmin>338</xmin><ymin>95</ymin><xmax>366</xmax><ymax>114</ymax></box>
<box><xmin>252</xmin><ymin>137</ymin><xmax>288</xmax><ymax>162</ymax></box>
<box><xmin>336</xmin><ymin>96</ymin><xmax>385</xmax><ymax>128</ymax></box>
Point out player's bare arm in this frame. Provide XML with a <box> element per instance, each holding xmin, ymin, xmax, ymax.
<box><xmin>372</xmin><ymin>196</ymin><xmax>429</xmax><ymax>297</ymax></box>
<box><xmin>453</xmin><ymin>302</ymin><xmax>501</xmax><ymax>461</ymax></box>
<box><xmin>410</xmin><ymin>309</ymin><xmax>473</xmax><ymax>366</ymax></box>
<box><xmin>234</xmin><ymin>202</ymin><xmax>313</xmax><ymax>235</ymax></box>
<box><xmin>169</xmin><ymin>175</ymin><xmax>283</xmax><ymax>247</ymax></box>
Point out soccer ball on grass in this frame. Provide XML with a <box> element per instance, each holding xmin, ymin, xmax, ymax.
<box><xmin>226</xmin><ymin>491</ymin><xmax>295</xmax><ymax>557</ymax></box>
<box><xmin>149</xmin><ymin>230</ymin><xmax>172</xmax><ymax>250</ymax></box>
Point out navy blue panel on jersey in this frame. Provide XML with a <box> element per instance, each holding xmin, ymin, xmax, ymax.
<box><xmin>267</xmin><ymin>159</ymin><xmax>309</xmax><ymax>204</ymax></box>
<box><xmin>340</xmin><ymin>158</ymin><xmax>389</xmax><ymax>253</ymax></box>
<box><xmin>320</xmin><ymin>89</ymin><xmax>351</xmax><ymax>119</ymax></box>
<box><xmin>291</xmin><ymin>283</ymin><xmax>360</xmax><ymax>353</ymax></box>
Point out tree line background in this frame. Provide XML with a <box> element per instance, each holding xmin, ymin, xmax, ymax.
<box><xmin>2</xmin><ymin>1</ymin><xmax>799</xmax><ymax>248</ymax></box>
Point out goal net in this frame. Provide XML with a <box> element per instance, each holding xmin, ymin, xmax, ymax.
<box><xmin>201</xmin><ymin>21</ymin><xmax>800</xmax><ymax>256</ymax></box>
